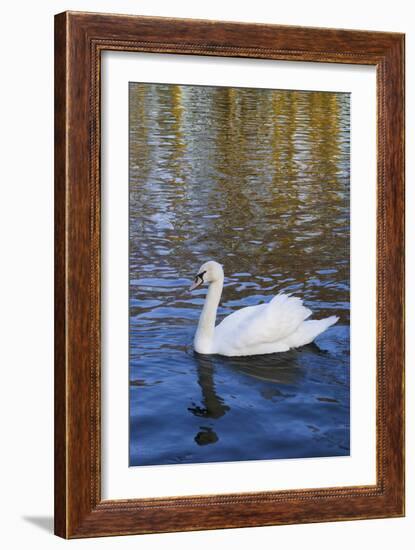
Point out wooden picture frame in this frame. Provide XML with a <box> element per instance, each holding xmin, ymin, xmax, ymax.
<box><xmin>54</xmin><ymin>11</ymin><xmax>405</xmax><ymax>538</ymax></box>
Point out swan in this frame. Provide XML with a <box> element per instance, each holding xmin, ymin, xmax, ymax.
<box><xmin>189</xmin><ymin>260</ymin><xmax>339</xmax><ymax>357</ymax></box>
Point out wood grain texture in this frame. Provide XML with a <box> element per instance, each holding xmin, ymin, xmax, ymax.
<box><xmin>54</xmin><ymin>11</ymin><xmax>68</xmax><ymax>538</ymax></box>
<box><xmin>54</xmin><ymin>11</ymin><xmax>405</xmax><ymax>539</ymax></box>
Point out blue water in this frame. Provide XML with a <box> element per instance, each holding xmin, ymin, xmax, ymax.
<box><xmin>129</xmin><ymin>83</ymin><xmax>350</xmax><ymax>466</ymax></box>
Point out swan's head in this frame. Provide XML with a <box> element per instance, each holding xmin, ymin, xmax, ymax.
<box><xmin>189</xmin><ymin>261</ymin><xmax>224</xmax><ymax>291</ymax></box>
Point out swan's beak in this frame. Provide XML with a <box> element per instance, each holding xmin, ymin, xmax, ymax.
<box><xmin>189</xmin><ymin>275</ymin><xmax>203</xmax><ymax>291</ymax></box>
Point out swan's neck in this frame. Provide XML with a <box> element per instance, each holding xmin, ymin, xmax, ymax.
<box><xmin>194</xmin><ymin>278</ymin><xmax>223</xmax><ymax>354</ymax></box>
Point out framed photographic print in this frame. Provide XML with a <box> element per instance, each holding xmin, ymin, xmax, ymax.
<box><xmin>54</xmin><ymin>11</ymin><xmax>405</xmax><ymax>538</ymax></box>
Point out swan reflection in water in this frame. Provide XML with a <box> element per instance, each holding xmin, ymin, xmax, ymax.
<box><xmin>188</xmin><ymin>343</ymin><xmax>330</xmax><ymax>447</ymax></box>
<box><xmin>188</xmin><ymin>353</ymin><xmax>229</xmax><ymax>446</ymax></box>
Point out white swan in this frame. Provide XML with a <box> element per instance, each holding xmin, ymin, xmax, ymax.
<box><xmin>190</xmin><ymin>260</ymin><xmax>339</xmax><ymax>357</ymax></box>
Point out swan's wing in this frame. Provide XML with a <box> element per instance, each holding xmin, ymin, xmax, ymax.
<box><xmin>216</xmin><ymin>303</ymin><xmax>267</xmax><ymax>333</ymax></box>
<box><xmin>216</xmin><ymin>294</ymin><xmax>312</xmax><ymax>353</ymax></box>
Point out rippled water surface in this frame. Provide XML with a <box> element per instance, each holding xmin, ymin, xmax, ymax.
<box><xmin>129</xmin><ymin>83</ymin><xmax>350</xmax><ymax>466</ymax></box>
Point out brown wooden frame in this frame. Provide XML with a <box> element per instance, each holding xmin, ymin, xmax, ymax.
<box><xmin>54</xmin><ymin>11</ymin><xmax>405</xmax><ymax>539</ymax></box>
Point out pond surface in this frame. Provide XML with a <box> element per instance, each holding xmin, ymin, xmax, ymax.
<box><xmin>129</xmin><ymin>83</ymin><xmax>350</xmax><ymax>466</ymax></box>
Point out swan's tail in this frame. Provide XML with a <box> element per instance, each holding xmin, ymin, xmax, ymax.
<box><xmin>283</xmin><ymin>315</ymin><xmax>339</xmax><ymax>349</ymax></box>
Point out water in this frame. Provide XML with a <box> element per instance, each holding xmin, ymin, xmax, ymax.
<box><xmin>129</xmin><ymin>83</ymin><xmax>350</xmax><ymax>466</ymax></box>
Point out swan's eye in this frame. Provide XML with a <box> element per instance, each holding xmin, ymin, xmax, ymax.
<box><xmin>189</xmin><ymin>269</ymin><xmax>208</xmax><ymax>291</ymax></box>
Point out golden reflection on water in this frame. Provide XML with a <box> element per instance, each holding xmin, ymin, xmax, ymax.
<box><xmin>129</xmin><ymin>83</ymin><xmax>350</xmax><ymax>317</ymax></box>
